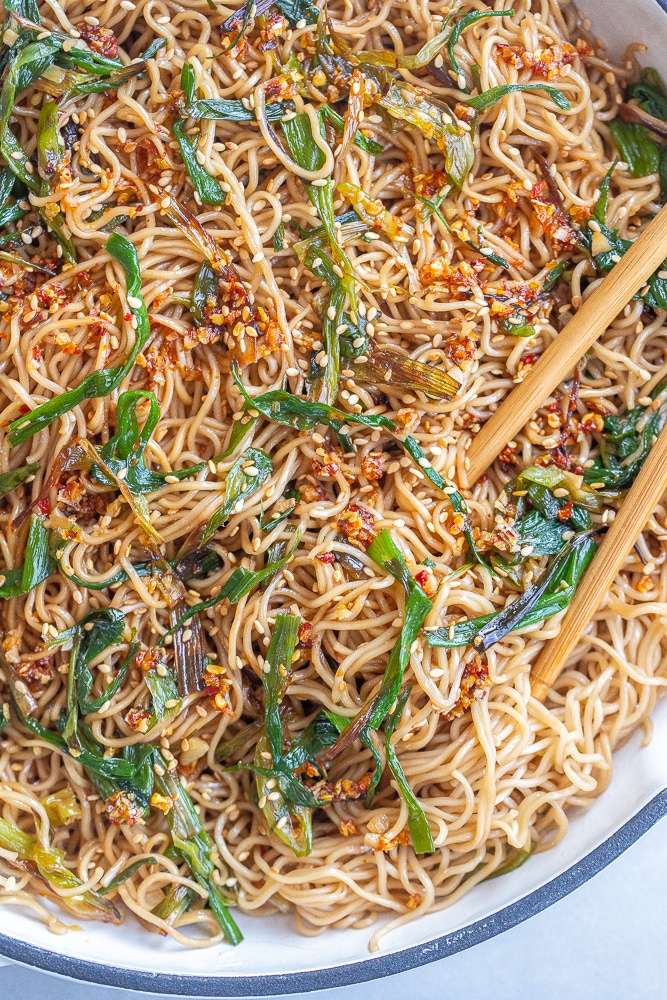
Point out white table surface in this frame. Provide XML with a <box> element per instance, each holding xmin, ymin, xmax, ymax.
<box><xmin>0</xmin><ymin>815</ymin><xmax>664</xmax><ymax>1000</ymax></box>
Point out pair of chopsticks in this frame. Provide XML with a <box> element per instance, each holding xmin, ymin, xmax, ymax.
<box><xmin>463</xmin><ymin>202</ymin><xmax>667</xmax><ymax>702</ymax></box>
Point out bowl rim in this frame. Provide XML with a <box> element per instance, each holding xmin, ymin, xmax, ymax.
<box><xmin>0</xmin><ymin>790</ymin><xmax>665</xmax><ymax>996</ymax></box>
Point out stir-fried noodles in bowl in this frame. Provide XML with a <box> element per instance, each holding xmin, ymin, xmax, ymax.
<box><xmin>0</xmin><ymin>0</ymin><xmax>666</xmax><ymax>974</ymax></box>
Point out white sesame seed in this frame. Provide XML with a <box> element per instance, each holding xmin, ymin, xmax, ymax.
<box><xmin>252</xmin><ymin>251</ymin><xmax>264</xmax><ymax>263</ymax></box>
<box><xmin>127</xmin><ymin>295</ymin><xmax>142</xmax><ymax>309</ymax></box>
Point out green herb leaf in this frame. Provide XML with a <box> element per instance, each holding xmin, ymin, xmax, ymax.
<box><xmin>275</xmin><ymin>0</ymin><xmax>319</xmax><ymax>26</ymax></box>
<box><xmin>203</xmin><ymin>449</ymin><xmax>272</xmax><ymax>547</ymax></box>
<box><xmin>150</xmin><ymin>883</ymin><xmax>199</xmax><ymax>925</ymax></box>
<box><xmin>181</xmin><ymin>60</ymin><xmax>196</xmax><ymax>103</ymax></box>
<box><xmin>581</xmin><ymin>169</ymin><xmax>667</xmax><ymax>312</ymax></box>
<box><xmin>272</xmin><ymin>221</ymin><xmax>285</xmax><ymax>252</ymax></box>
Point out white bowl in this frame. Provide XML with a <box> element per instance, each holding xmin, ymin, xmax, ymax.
<box><xmin>1</xmin><ymin>1</ymin><xmax>667</xmax><ymax>993</ymax></box>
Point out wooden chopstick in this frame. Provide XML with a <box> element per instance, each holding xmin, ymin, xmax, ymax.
<box><xmin>465</xmin><ymin>202</ymin><xmax>667</xmax><ymax>486</ymax></box>
<box><xmin>530</xmin><ymin>418</ymin><xmax>667</xmax><ymax>702</ymax></box>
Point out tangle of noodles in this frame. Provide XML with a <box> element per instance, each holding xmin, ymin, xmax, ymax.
<box><xmin>0</xmin><ymin>0</ymin><xmax>665</xmax><ymax>953</ymax></box>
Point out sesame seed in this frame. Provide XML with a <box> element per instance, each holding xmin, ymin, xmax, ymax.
<box><xmin>161</xmin><ymin>196</ymin><xmax>171</xmax><ymax>209</ymax></box>
<box><xmin>182</xmin><ymin>629</ymin><xmax>193</xmax><ymax>642</ymax></box>
<box><xmin>296</xmin><ymin>18</ymin><xmax>307</xmax><ymax>28</ymax></box>
<box><xmin>195</xmin><ymin>149</ymin><xmax>206</xmax><ymax>165</ymax></box>
<box><xmin>311</xmin><ymin>178</ymin><xmax>327</xmax><ymax>187</ymax></box>
<box><xmin>252</xmin><ymin>251</ymin><xmax>264</xmax><ymax>263</ymax></box>
<box><xmin>127</xmin><ymin>295</ymin><xmax>142</xmax><ymax>309</ymax></box>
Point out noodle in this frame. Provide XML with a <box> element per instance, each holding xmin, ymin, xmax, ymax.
<box><xmin>0</xmin><ymin>0</ymin><xmax>665</xmax><ymax>953</ymax></box>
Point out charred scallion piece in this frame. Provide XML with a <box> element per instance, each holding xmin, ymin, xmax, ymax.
<box><xmin>0</xmin><ymin>816</ymin><xmax>121</xmax><ymax>923</ymax></box>
<box><xmin>173</xmin><ymin>64</ymin><xmax>226</xmax><ymax>204</ymax></box>
<box><xmin>230</xmin><ymin>367</ymin><xmax>483</xmax><ymax>565</ymax></box>
<box><xmin>352</xmin><ymin>343</ymin><xmax>458</xmax><ymax>400</ymax></box>
<box><xmin>446</xmin><ymin>9</ymin><xmax>514</xmax><ymax>87</ymax></box>
<box><xmin>0</xmin><ymin>514</ymin><xmax>56</xmax><ymax>599</ymax></box>
<box><xmin>465</xmin><ymin>83</ymin><xmax>570</xmax><ymax>112</ymax></box>
<box><xmin>100</xmin><ymin>857</ymin><xmax>158</xmax><ymax>896</ymax></box>
<box><xmin>580</xmin><ymin>164</ymin><xmax>667</xmax><ymax>308</ymax></box>
<box><xmin>376</xmin><ymin>81</ymin><xmax>474</xmax><ymax>188</ymax></box>
<box><xmin>425</xmin><ymin>529</ymin><xmax>599</xmax><ymax>649</ymax></box>
<box><xmin>152</xmin><ymin>755</ymin><xmax>243</xmax><ymax>944</ymax></box>
<box><xmin>8</xmin><ymin>234</ymin><xmax>151</xmax><ymax>446</ymax></box>
<box><xmin>0</xmin><ymin>462</ymin><xmax>39</xmax><ymax>498</ymax></box>
<box><xmin>384</xmin><ymin>688</ymin><xmax>434</xmax><ymax>854</ymax></box>
<box><xmin>161</xmin><ymin>531</ymin><xmax>302</xmax><ymax>642</ymax></box>
<box><xmin>325</xmin><ymin>530</ymin><xmax>432</xmax><ymax>760</ymax></box>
